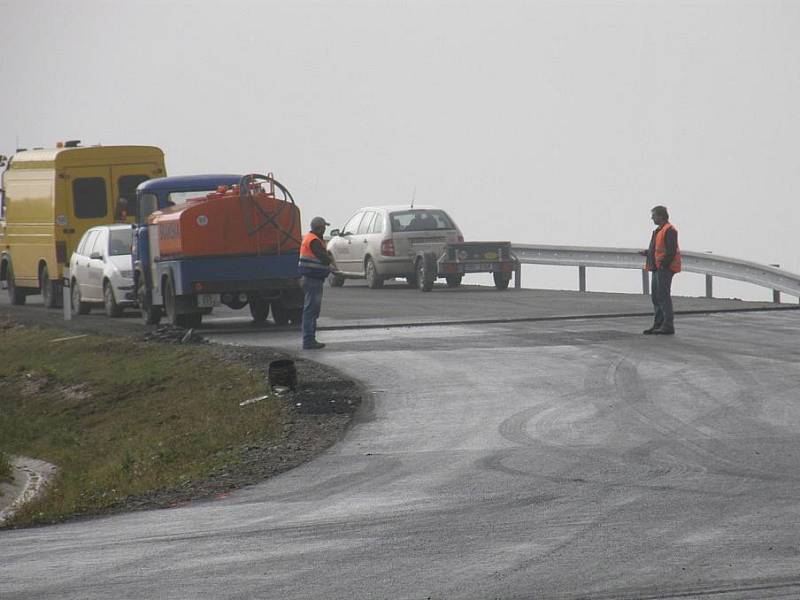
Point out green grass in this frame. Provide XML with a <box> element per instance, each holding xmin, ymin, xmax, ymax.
<box><xmin>0</xmin><ymin>321</ymin><xmax>280</xmax><ymax>526</ymax></box>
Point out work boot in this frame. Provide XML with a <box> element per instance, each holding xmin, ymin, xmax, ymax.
<box><xmin>303</xmin><ymin>341</ymin><xmax>326</xmax><ymax>350</ymax></box>
<box><xmin>653</xmin><ymin>327</ymin><xmax>675</xmax><ymax>335</ymax></box>
<box><xmin>642</xmin><ymin>325</ymin><xmax>661</xmax><ymax>335</ymax></box>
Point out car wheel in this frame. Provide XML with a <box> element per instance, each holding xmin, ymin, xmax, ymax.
<box><xmin>104</xmin><ymin>281</ymin><xmax>123</xmax><ymax>318</ymax></box>
<box><xmin>271</xmin><ymin>301</ymin><xmax>289</xmax><ymax>325</ymax></box>
<box><xmin>445</xmin><ymin>274</ymin><xmax>463</xmax><ymax>288</ymax></box>
<box><xmin>365</xmin><ymin>257</ymin><xmax>383</xmax><ymax>289</ymax></box>
<box><xmin>329</xmin><ymin>272</ymin><xmax>345</xmax><ymax>287</ymax></box>
<box><xmin>137</xmin><ymin>275</ymin><xmax>162</xmax><ymax>325</ymax></box>
<box><xmin>7</xmin><ymin>263</ymin><xmax>26</xmax><ymax>305</ymax></box>
<box><xmin>493</xmin><ymin>271</ymin><xmax>511</xmax><ymax>290</ymax></box>
<box><xmin>249</xmin><ymin>298</ymin><xmax>269</xmax><ymax>322</ymax></box>
<box><xmin>416</xmin><ymin>256</ymin><xmax>434</xmax><ymax>292</ymax></box>
<box><xmin>40</xmin><ymin>265</ymin><xmax>62</xmax><ymax>309</ymax></box>
<box><xmin>71</xmin><ymin>279</ymin><xmax>90</xmax><ymax>316</ymax></box>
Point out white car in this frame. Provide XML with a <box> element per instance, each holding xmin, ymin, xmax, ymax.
<box><xmin>327</xmin><ymin>205</ymin><xmax>463</xmax><ymax>288</ymax></box>
<box><xmin>69</xmin><ymin>224</ymin><xmax>135</xmax><ymax>317</ymax></box>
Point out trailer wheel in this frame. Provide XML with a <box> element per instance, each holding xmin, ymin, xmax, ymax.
<box><xmin>416</xmin><ymin>256</ymin><xmax>435</xmax><ymax>292</ymax></box>
<box><xmin>445</xmin><ymin>274</ymin><xmax>463</xmax><ymax>288</ymax></box>
<box><xmin>493</xmin><ymin>271</ymin><xmax>512</xmax><ymax>290</ymax></box>
<box><xmin>40</xmin><ymin>265</ymin><xmax>62</xmax><ymax>309</ymax></box>
<box><xmin>137</xmin><ymin>276</ymin><xmax>162</xmax><ymax>325</ymax></box>
<box><xmin>249</xmin><ymin>298</ymin><xmax>269</xmax><ymax>322</ymax></box>
<box><xmin>365</xmin><ymin>258</ymin><xmax>384</xmax><ymax>289</ymax></box>
<box><xmin>7</xmin><ymin>262</ymin><xmax>26</xmax><ymax>305</ymax></box>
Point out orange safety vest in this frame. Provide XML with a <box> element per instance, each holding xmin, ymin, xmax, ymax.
<box><xmin>649</xmin><ymin>223</ymin><xmax>682</xmax><ymax>273</ymax></box>
<box><xmin>298</xmin><ymin>232</ymin><xmax>330</xmax><ymax>278</ymax></box>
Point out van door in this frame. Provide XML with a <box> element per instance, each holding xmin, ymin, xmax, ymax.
<box><xmin>111</xmin><ymin>165</ymin><xmax>156</xmax><ymax>223</ymax></box>
<box><xmin>65</xmin><ymin>166</ymin><xmax>112</xmax><ymax>265</ymax></box>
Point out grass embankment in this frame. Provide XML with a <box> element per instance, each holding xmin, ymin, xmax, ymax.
<box><xmin>0</xmin><ymin>321</ymin><xmax>279</xmax><ymax>527</ymax></box>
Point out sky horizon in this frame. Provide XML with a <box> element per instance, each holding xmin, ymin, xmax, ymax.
<box><xmin>2</xmin><ymin>0</ymin><xmax>798</xmax><ymax>301</ymax></box>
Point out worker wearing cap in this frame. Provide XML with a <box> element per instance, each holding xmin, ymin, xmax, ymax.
<box><xmin>298</xmin><ymin>216</ymin><xmax>335</xmax><ymax>349</ymax></box>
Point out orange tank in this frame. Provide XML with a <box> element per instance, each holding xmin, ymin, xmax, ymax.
<box><xmin>151</xmin><ymin>185</ymin><xmax>302</xmax><ymax>259</ymax></box>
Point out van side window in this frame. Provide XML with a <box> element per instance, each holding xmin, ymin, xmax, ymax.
<box><xmin>118</xmin><ymin>175</ymin><xmax>149</xmax><ymax>218</ymax></box>
<box><xmin>73</xmin><ymin>178</ymin><xmax>108</xmax><ymax>219</ymax></box>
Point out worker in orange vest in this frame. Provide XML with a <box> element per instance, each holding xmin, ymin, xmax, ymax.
<box><xmin>298</xmin><ymin>216</ymin><xmax>335</xmax><ymax>349</ymax></box>
<box><xmin>642</xmin><ymin>205</ymin><xmax>681</xmax><ymax>335</ymax></box>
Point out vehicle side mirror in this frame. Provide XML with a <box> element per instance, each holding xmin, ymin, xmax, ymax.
<box><xmin>329</xmin><ymin>228</ymin><xmax>340</xmax><ymax>237</ymax></box>
<box><xmin>89</xmin><ymin>251</ymin><xmax>103</xmax><ymax>260</ymax></box>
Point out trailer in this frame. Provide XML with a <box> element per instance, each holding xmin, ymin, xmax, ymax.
<box><xmin>412</xmin><ymin>240</ymin><xmax>520</xmax><ymax>292</ymax></box>
<box><xmin>133</xmin><ymin>173</ymin><xmax>304</xmax><ymax>327</ymax></box>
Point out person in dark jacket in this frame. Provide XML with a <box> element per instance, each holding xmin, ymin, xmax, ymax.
<box><xmin>298</xmin><ymin>216</ymin><xmax>335</xmax><ymax>349</ymax></box>
<box><xmin>642</xmin><ymin>205</ymin><xmax>681</xmax><ymax>335</ymax></box>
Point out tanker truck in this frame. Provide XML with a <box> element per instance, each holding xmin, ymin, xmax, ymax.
<box><xmin>133</xmin><ymin>173</ymin><xmax>304</xmax><ymax>328</ymax></box>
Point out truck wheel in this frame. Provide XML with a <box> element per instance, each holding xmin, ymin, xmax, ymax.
<box><xmin>365</xmin><ymin>257</ymin><xmax>384</xmax><ymax>289</ymax></box>
<box><xmin>249</xmin><ymin>298</ymin><xmax>269</xmax><ymax>322</ymax></box>
<box><xmin>104</xmin><ymin>281</ymin><xmax>123</xmax><ymax>318</ymax></box>
<box><xmin>329</xmin><ymin>273</ymin><xmax>345</xmax><ymax>287</ymax></box>
<box><xmin>164</xmin><ymin>278</ymin><xmax>182</xmax><ymax>326</ymax></box>
<box><xmin>137</xmin><ymin>277</ymin><xmax>162</xmax><ymax>325</ymax></box>
<box><xmin>445</xmin><ymin>274</ymin><xmax>463</xmax><ymax>288</ymax></box>
<box><xmin>7</xmin><ymin>263</ymin><xmax>26</xmax><ymax>306</ymax></box>
<box><xmin>493</xmin><ymin>271</ymin><xmax>511</xmax><ymax>290</ymax></box>
<box><xmin>71</xmin><ymin>279</ymin><xmax>91</xmax><ymax>316</ymax></box>
<box><xmin>40</xmin><ymin>265</ymin><xmax>62</xmax><ymax>309</ymax></box>
<box><xmin>271</xmin><ymin>301</ymin><xmax>290</xmax><ymax>326</ymax></box>
<box><xmin>416</xmin><ymin>256</ymin><xmax>434</xmax><ymax>292</ymax></box>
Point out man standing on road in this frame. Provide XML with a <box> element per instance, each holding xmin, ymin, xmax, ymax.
<box><xmin>642</xmin><ymin>205</ymin><xmax>681</xmax><ymax>335</ymax></box>
<box><xmin>298</xmin><ymin>216</ymin><xmax>334</xmax><ymax>350</ymax></box>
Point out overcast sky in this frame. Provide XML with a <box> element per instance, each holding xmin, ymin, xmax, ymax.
<box><xmin>2</xmin><ymin>0</ymin><xmax>798</xmax><ymax>299</ymax></box>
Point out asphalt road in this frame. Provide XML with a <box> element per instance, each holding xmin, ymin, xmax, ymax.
<box><xmin>2</xmin><ymin>283</ymin><xmax>800</xmax><ymax>599</ymax></box>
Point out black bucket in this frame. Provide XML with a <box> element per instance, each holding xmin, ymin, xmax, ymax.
<box><xmin>268</xmin><ymin>359</ymin><xmax>297</xmax><ymax>391</ymax></box>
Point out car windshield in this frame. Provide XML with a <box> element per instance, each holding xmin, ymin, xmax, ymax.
<box><xmin>108</xmin><ymin>228</ymin><xmax>133</xmax><ymax>256</ymax></box>
<box><xmin>390</xmin><ymin>210</ymin><xmax>454</xmax><ymax>232</ymax></box>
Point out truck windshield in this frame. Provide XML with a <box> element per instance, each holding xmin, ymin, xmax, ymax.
<box><xmin>109</xmin><ymin>228</ymin><xmax>133</xmax><ymax>256</ymax></box>
<box><xmin>167</xmin><ymin>190</ymin><xmax>213</xmax><ymax>206</ymax></box>
<box><xmin>390</xmin><ymin>210</ymin><xmax>455</xmax><ymax>232</ymax></box>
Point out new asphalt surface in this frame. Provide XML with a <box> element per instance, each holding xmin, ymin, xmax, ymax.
<box><xmin>2</xmin><ymin>282</ymin><xmax>800</xmax><ymax>599</ymax></box>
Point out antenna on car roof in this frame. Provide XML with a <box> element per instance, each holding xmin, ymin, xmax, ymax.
<box><xmin>410</xmin><ymin>185</ymin><xmax>416</xmax><ymax>209</ymax></box>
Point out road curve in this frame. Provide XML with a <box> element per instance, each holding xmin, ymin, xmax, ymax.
<box><xmin>2</xmin><ymin>303</ymin><xmax>800</xmax><ymax>598</ymax></box>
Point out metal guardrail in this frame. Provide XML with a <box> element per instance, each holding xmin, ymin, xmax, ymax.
<box><xmin>511</xmin><ymin>244</ymin><xmax>800</xmax><ymax>301</ymax></box>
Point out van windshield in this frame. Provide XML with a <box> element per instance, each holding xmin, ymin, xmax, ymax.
<box><xmin>390</xmin><ymin>210</ymin><xmax>455</xmax><ymax>232</ymax></box>
<box><xmin>109</xmin><ymin>228</ymin><xmax>133</xmax><ymax>256</ymax></box>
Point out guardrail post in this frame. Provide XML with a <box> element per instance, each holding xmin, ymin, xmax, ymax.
<box><xmin>62</xmin><ymin>268</ymin><xmax>71</xmax><ymax>321</ymax></box>
<box><xmin>770</xmin><ymin>264</ymin><xmax>781</xmax><ymax>303</ymax></box>
<box><xmin>514</xmin><ymin>264</ymin><xmax>521</xmax><ymax>289</ymax></box>
<box><xmin>641</xmin><ymin>270</ymin><xmax>649</xmax><ymax>295</ymax></box>
<box><xmin>705</xmin><ymin>274</ymin><xmax>713</xmax><ymax>298</ymax></box>
<box><xmin>578</xmin><ymin>266</ymin><xmax>586</xmax><ymax>292</ymax></box>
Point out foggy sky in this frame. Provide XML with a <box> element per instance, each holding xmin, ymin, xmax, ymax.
<box><xmin>2</xmin><ymin>0</ymin><xmax>798</xmax><ymax>300</ymax></box>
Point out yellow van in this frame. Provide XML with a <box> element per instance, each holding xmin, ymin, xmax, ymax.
<box><xmin>0</xmin><ymin>142</ymin><xmax>165</xmax><ymax>307</ymax></box>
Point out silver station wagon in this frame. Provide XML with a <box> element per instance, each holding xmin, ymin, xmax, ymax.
<box><xmin>327</xmin><ymin>205</ymin><xmax>463</xmax><ymax>288</ymax></box>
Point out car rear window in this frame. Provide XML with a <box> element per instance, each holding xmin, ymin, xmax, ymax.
<box><xmin>390</xmin><ymin>210</ymin><xmax>454</xmax><ymax>232</ymax></box>
<box><xmin>109</xmin><ymin>228</ymin><xmax>133</xmax><ymax>256</ymax></box>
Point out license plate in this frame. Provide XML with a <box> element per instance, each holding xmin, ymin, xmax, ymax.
<box><xmin>465</xmin><ymin>263</ymin><xmax>492</xmax><ymax>272</ymax></box>
<box><xmin>197</xmin><ymin>293</ymin><xmax>220</xmax><ymax>307</ymax></box>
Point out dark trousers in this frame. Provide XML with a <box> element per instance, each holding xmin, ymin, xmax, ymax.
<box><xmin>650</xmin><ymin>269</ymin><xmax>675</xmax><ymax>330</ymax></box>
<box><xmin>300</xmin><ymin>276</ymin><xmax>324</xmax><ymax>346</ymax></box>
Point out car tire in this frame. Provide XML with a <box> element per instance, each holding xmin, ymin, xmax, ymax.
<box><xmin>445</xmin><ymin>274</ymin><xmax>463</xmax><ymax>288</ymax></box>
<box><xmin>104</xmin><ymin>281</ymin><xmax>123</xmax><ymax>318</ymax></box>
<box><xmin>40</xmin><ymin>265</ymin><xmax>62</xmax><ymax>309</ymax></box>
<box><xmin>365</xmin><ymin>257</ymin><xmax>383</xmax><ymax>289</ymax></box>
<box><xmin>493</xmin><ymin>271</ymin><xmax>511</xmax><ymax>290</ymax></box>
<box><xmin>329</xmin><ymin>273</ymin><xmax>345</xmax><ymax>287</ymax></box>
<box><xmin>71</xmin><ymin>279</ymin><xmax>91</xmax><ymax>316</ymax></box>
<box><xmin>7</xmin><ymin>262</ymin><xmax>26</xmax><ymax>306</ymax></box>
<box><xmin>249</xmin><ymin>298</ymin><xmax>269</xmax><ymax>322</ymax></box>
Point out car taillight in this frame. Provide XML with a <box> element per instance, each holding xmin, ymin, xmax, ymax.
<box><xmin>381</xmin><ymin>239</ymin><xmax>395</xmax><ymax>256</ymax></box>
<box><xmin>56</xmin><ymin>241</ymin><xmax>68</xmax><ymax>264</ymax></box>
